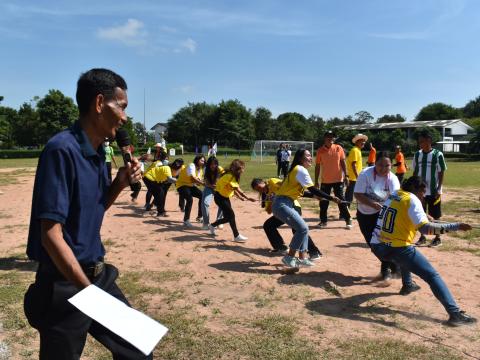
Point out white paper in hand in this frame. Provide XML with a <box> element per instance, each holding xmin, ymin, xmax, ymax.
<box><xmin>68</xmin><ymin>285</ymin><xmax>168</xmax><ymax>355</ymax></box>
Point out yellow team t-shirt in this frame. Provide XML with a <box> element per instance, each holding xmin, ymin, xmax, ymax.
<box><xmin>144</xmin><ymin>165</ymin><xmax>172</xmax><ymax>183</ymax></box>
<box><xmin>215</xmin><ymin>173</ymin><xmax>239</xmax><ymax>198</ymax></box>
<box><xmin>370</xmin><ymin>190</ymin><xmax>428</xmax><ymax>247</ymax></box>
<box><xmin>265</xmin><ymin>178</ymin><xmax>300</xmax><ymax>212</ymax></box>
<box><xmin>176</xmin><ymin>164</ymin><xmax>204</xmax><ymax>188</ymax></box>
<box><xmin>347</xmin><ymin>146</ymin><xmax>363</xmax><ymax>181</ymax></box>
<box><xmin>276</xmin><ymin>165</ymin><xmax>314</xmax><ymax>201</ymax></box>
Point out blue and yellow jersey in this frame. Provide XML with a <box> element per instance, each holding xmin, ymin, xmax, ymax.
<box><xmin>371</xmin><ymin>189</ymin><xmax>428</xmax><ymax>247</ymax></box>
<box><xmin>275</xmin><ymin>165</ymin><xmax>314</xmax><ymax>201</ymax></box>
<box><xmin>144</xmin><ymin>165</ymin><xmax>172</xmax><ymax>183</ymax></box>
<box><xmin>215</xmin><ymin>173</ymin><xmax>239</xmax><ymax>198</ymax></box>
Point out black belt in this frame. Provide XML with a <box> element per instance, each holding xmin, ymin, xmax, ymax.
<box><xmin>38</xmin><ymin>261</ymin><xmax>105</xmax><ymax>279</ymax></box>
<box><xmin>81</xmin><ymin>261</ymin><xmax>105</xmax><ymax>278</ymax></box>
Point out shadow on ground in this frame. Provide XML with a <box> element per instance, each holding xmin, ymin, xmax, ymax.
<box><xmin>306</xmin><ymin>292</ymin><xmax>442</xmax><ymax>327</ymax></box>
<box><xmin>0</xmin><ymin>256</ymin><xmax>37</xmax><ymax>272</ymax></box>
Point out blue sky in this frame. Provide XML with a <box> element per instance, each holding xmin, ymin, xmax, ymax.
<box><xmin>1</xmin><ymin>0</ymin><xmax>479</xmax><ymax>129</ymax></box>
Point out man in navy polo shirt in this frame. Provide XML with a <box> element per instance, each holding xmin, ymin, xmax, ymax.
<box><xmin>24</xmin><ymin>69</ymin><xmax>151</xmax><ymax>359</ymax></box>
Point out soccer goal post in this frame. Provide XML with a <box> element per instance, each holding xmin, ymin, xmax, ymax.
<box><xmin>251</xmin><ymin>140</ymin><xmax>314</xmax><ymax>163</ymax></box>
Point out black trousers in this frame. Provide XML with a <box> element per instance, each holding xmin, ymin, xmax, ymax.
<box><xmin>177</xmin><ymin>186</ymin><xmax>202</xmax><ymax>221</ymax></box>
<box><xmin>345</xmin><ymin>180</ymin><xmax>356</xmax><ymax>208</ymax></box>
<box><xmin>264</xmin><ymin>206</ymin><xmax>321</xmax><ymax>254</ymax></box>
<box><xmin>396</xmin><ymin>173</ymin><xmax>405</xmax><ymax>185</ymax></box>
<box><xmin>143</xmin><ymin>178</ymin><xmax>166</xmax><ymax>214</ymax></box>
<box><xmin>24</xmin><ymin>264</ymin><xmax>151</xmax><ymax>360</ymax></box>
<box><xmin>319</xmin><ymin>182</ymin><xmax>350</xmax><ymax>223</ymax></box>
<box><xmin>106</xmin><ymin>162</ymin><xmax>113</xmax><ymax>183</ymax></box>
<box><xmin>130</xmin><ymin>181</ymin><xmax>142</xmax><ymax>200</ymax></box>
<box><xmin>356</xmin><ymin>210</ymin><xmax>397</xmax><ymax>276</ymax></box>
<box><xmin>211</xmin><ymin>192</ymin><xmax>239</xmax><ymax>237</ymax></box>
<box><xmin>276</xmin><ymin>162</ymin><xmax>282</xmax><ymax>177</ymax></box>
<box><xmin>280</xmin><ymin>161</ymin><xmax>289</xmax><ymax>178</ymax></box>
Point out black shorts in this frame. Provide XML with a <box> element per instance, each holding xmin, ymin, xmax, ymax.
<box><xmin>423</xmin><ymin>195</ymin><xmax>442</xmax><ymax>220</ymax></box>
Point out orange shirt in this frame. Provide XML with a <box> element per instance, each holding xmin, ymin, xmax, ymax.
<box><xmin>395</xmin><ymin>152</ymin><xmax>407</xmax><ymax>174</ymax></box>
<box><xmin>367</xmin><ymin>146</ymin><xmax>376</xmax><ymax>164</ymax></box>
<box><xmin>315</xmin><ymin>144</ymin><xmax>345</xmax><ymax>184</ymax></box>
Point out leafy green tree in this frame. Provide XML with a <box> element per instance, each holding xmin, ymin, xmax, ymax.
<box><xmin>377</xmin><ymin>114</ymin><xmax>406</xmax><ymax>123</ymax></box>
<box><xmin>274</xmin><ymin>112</ymin><xmax>313</xmax><ymax>141</ymax></box>
<box><xmin>468</xmin><ymin>125</ymin><xmax>480</xmax><ymax>153</ymax></box>
<box><xmin>0</xmin><ymin>96</ymin><xmax>4</xmax><ymax>104</ymax></box>
<box><xmin>133</xmin><ymin>122</ymin><xmax>147</xmax><ymax>145</ymax></box>
<box><xmin>463</xmin><ymin>96</ymin><xmax>480</xmax><ymax>118</ymax></box>
<box><xmin>0</xmin><ymin>106</ymin><xmax>18</xmax><ymax>148</ymax></box>
<box><xmin>415</xmin><ymin>102</ymin><xmax>461</xmax><ymax>121</ymax></box>
<box><xmin>354</xmin><ymin>111</ymin><xmax>373</xmax><ymax>124</ymax></box>
<box><xmin>253</xmin><ymin>107</ymin><xmax>273</xmax><ymax>140</ymax></box>
<box><xmin>412</xmin><ymin>126</ymin><xmax>441</xmax><ymax>143</ymax></box>
<box><xmin>119</xmin><ymin>117</ymin><xmax>138</xmax><ymax>148</ymax></box>
<box><xmin>167</xmin><ymin>102</ymin><xmax>217</xmax><ymax>150</ymax></box>
<box><xmin>36</xmin><ymin>89</ymin><xmax>78</xmax><ymax>144</ymax></box>
<box><xmin>307</xmin><ymin>114</ymin><xmax>326</xmax><ymax>147</ymax></box>
<box><xmin>14</xmin><ymin>102</ymin><xmax>40</xmax><ymax>146</ymax></box>
<box><xmin>216</xmin><ymin>100</ymin><xmax>254</xmax><ymax>149</ymax></box>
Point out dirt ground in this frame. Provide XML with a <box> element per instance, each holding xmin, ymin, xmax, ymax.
<box><xmin>1</xmin><ymin>169</ymin><xmax>479</xmax><ymax>359</ymax></box>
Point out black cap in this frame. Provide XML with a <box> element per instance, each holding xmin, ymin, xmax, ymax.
<box><xmin>324</xmin><ymin>130</ymin><xmax>336</xmax><ymax>138</ymax></box>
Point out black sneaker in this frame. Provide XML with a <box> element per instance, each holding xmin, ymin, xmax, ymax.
<box><xmin>415</xmin><ymin>236</ymin><xmax>427</xmax><ymax>246</ymax></box>
<box><xmin>447</xmin><ymin>311</ymin><xmax>477</xmax><ymax>327</ymax></box>
<box><xmin>399</xmin><ymin>282</ymin><xmax>421</xmax><ymax>296</ymax></box>
<box><xmin>429</xmin><ymin>237</ymin><xmax>442</xmax><ymax>247</ymax></box>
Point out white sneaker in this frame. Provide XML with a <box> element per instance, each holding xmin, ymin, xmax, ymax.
<box><xmin>218</xmin><ymin>224</ymin><xmax>224</xmax><ymax>230</ymax></box>
<box><xmin>234</xmin><ymin>234</ymin><xmax>248</xmax><ymax>242</ymax></box>
<box><xmin>201</xmin><ymin>224</ymin><xmax>209</xmax><ymax>230</ymax></box>
<box><xmin>183</xmin><ymin>220</ymin><xmax>194</xmax><ymax>228</ymax></box>
<box><xmin>208</xmin><ymin>224</ymin><xmax>217</xmax><ymax>236</ymax></box>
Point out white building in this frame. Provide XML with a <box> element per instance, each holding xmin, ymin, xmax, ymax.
<box><xmin>336</xmin><ymin>119</ymin><xmax>473</xmax><ymax>152</ymax></box>
<box><xmin>150</xmin><ymin>122</ymin><xmax>168</xmax><ymax>143</ymax></box>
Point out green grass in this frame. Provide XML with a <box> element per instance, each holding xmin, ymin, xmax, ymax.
<box><xmin>334</xmin><ymin>338</ymin><xmax>461</xmax><ymax>360</ymax></box>
<box><xmin>1</xmin><ymin>155</ymin><xmax>478</xmax><ymax>189</ymax></box>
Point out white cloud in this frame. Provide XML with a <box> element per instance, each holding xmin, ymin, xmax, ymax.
<box><xmin>97</xmin><ymin>19</ymin><xmax>147</xmax><ymax>47</ymax></box>
<box><xmin>368</xmin><ymin>31</ymin><xmax>430</xmax><ymax>40</ymax></box>
<box><xmin>180</xmin><ymin>38</ymin><xmax>197</xmax><ymax>53</ymax></box>
<box><xmin>174</xmin><ymin>38</ymin><xmax>197</xmax><ymax>53</ymax></box>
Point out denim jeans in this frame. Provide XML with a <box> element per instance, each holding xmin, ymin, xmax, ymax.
<box><xmin>201</xmin><ymin>187</ymin><xmax>223</xmax><ymax>225</ymax></box>
<box><xmin>371</xmin><ymin>243</ymin><xmax>460</xmax><ymax>314</ymax></box>
<box><xmin>272</xmin><ymin>196</ymin><xmax>309</xmax><ymax>252</ymax></box>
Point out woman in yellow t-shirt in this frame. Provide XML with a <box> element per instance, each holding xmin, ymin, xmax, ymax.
<box><xmin>272</xmin><ymin>149</ymin><xmax>342</xmax><ymax>268</ymax></box>
<box><xmin>207</xmin><ymin>159</ymin><xmax>255</xmax><ymax>241</ymax></box>
<box><xmin>176</xmin><ymin>155</ymin><xmax>205</xmax><ymax>227</ymax></box>
<box><xmin>251</xmin><ymin>177</ymin><xmax>322</xmax><ymax>259</ymax></box>
<box><xmin>143</xmin><ymin>159</ymin><xmax>184</xmax><ymax>217</ymax></box>
<box><xmin>370</xmin><ymin>176</ymin><xmax>476</xmax><ymax>327</ymax></box>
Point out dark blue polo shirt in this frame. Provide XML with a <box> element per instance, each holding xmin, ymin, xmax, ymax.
<box><xmin>27</xmin><ymin>121</ymin><xmax>109</xmax><ymax>265</ymax></box>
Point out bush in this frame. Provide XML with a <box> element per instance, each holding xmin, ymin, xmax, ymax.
<box><xmin>0</xmin><ymin>149</ymin><xmax>43</xmax><ymax>159</ymax></box>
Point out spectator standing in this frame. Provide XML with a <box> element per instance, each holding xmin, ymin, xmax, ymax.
<box><xmin>367</xmin><ymin>142</ymin><xmax>376</xmax><ymax>166</ymax></box>
<box><xmin>412</xmin><ymin>130</ymin><xmax>447</xmax><ymax>247</ymax></box>
<box><xmin>276</xmin><ymin>144</ymin><xmax>283</xmax><ymax>177</ymax></box>
<box><xmin>394</xmin><ymin>145</ymin><xmax>408</xmax><ymax>184</ymax></box>
<box><xmin>103</xmin><ymin>140</ymin><xmax>117</xmax><ymax>183</ymax></box>
<box><xmin>345</xmin><ymin>134</ymin><xmax>367</xmax><ymax>209</ymax></box>
<box><xmin>314</xmin><ymin>130</ymin><xmax>352</xmax><ymax>229</ymax></box>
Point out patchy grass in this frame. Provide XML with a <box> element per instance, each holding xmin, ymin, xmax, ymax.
<box><xmin>334</xmin><ymin>338</ymin><xmax>462</xmax><ymax>360</ymax></box>
<box><xmin>0</xmin><ymin>169</ymin><xmax>36</xmax><ymax>186</ymax></box>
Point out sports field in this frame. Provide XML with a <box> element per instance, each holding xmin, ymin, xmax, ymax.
<box><xmin>0</xmin><ymin>157</ymin><xmax>479</xmax><ymax>359</ymax></box>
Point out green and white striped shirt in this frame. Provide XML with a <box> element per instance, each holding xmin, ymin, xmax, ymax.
<box><xmin>412</xmin><ymin>149</ymin><xmax>447</xmax><ymax>196</ymax></box>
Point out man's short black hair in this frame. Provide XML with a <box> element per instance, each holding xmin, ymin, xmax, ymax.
<box><xmin>76</xmin><ymin>68</ymin><xmax>127</xmax><ymax>116</ymax></box>
<box><xmin>418</xmin><ymin>130</ymin><xmax>432</xmax><ymax>140</ymax></box>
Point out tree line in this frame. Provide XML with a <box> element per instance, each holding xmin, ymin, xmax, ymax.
<box><xmin>1</xmin><ymin>91</ymin><xmax>480</xmax><ymax>151</ymax></box>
